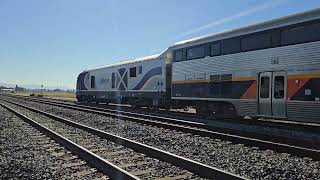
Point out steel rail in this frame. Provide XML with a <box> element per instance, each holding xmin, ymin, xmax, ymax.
<box><xmin>0</xmin><ymin>102</ymin><xmax>139</xmax><ymax>180</ymax></box>
<box><xmin>2</xmin><ymin>99</ymin><xmax>246</xmax><ymax>180</ymax></box>
<box><xmin>2</xmin><ymin>96</ymin><xmax>319</xmax><ymax>160</ymax></box>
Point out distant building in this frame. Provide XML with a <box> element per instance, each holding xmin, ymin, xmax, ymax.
<box><xmin>0</xmin><ymin>88</ymin><xmax>14</xmax><ymax>93</ymax></box>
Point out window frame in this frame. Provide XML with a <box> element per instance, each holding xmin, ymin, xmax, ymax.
<box><xmin>210</xmin><ymin>42</ymin><xmax>221</xmax><ymax>56</ymax></box>
<box><xmin>186</xmin><ymin>45</ymin><xmax>205</xmax><ymax>60</ymax></box>
<box><xmin>90</xmin><ymin>76</ymin><xmax>95</xmax><ymax>89</ymax></box>
<box><xmin>111</xmin><ymin>73</ymin><xmax>115</xmax><ymax>88</ymax></box>
<box><xmin>280</xmin><ymin>21</ymin><xmax>320</xmax><ymax>46</ymax></box>
<box><xmin>129</xmin><ymin>67</ymin><xmax>137</xmax><ymax>77</ymax></box>
<box><xmin>260</xmin><ymin>76</ymin><xmax>270</xmax><ymax>98</ymax></box>
<box><xmin>221</xmin><ymin>37</ymin><xmax>241</xmax><ymax>55</ymax></box>
<box><xmin>138</xmin><ymin>66</ymin><xmax>142</xmax><ymax>74</ymax></box>
<box><xmin>174</xmin><ymin>50</ymin><xmax>183</xmax><ymax>62</ymax></box>
<box><xmin>274</xmin><ymin>76</ymin><xmax>285</xmax><ymax>99</ymax></box>
<box><xmin>241</xmin><ymin>32</ymin><xmax>272</xmax><ymax>52</ymax></box>
<box><xmin>172</xmin><ymin>19</ymin><xmax>320</xmax><ymax>60</ymax></box>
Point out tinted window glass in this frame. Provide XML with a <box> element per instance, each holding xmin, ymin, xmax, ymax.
<box><xmin>241</xmin><ymin>33</ymin><xmax>271</xmax><ymax>51</ymax></box>
<box><xmin>271</xmin><ymin>30</ymin><xmax>281</xmax><ymax>47</ymax></box>
<box><xmin>260</xmin><ymin>77</ymin><xmax>270</xmax><ymax>98</ymax></box>
<box><xmin>130</xmin><ymin>67</ymin><xmax>136</xmax><ymax>77</ymax></box>
<box><xmin>138</xmin><ymin>66</ymin><xmax>142</xmax><ymax>74</ymax></box>
<box><xmin>210</xmin><ymin>75</ymin><xmax>220</xmax><ymax>82</ymax></box>
<box><xmin>90</xmin><ymin>76</ymin><xmax>95</xmax><ymax>88</ymax></box>
<box><xmin>210</xmin><ymin>42</ymin><xmax>221</xmax><ymax>56</ymax></box>
<box><xmin>220</xmin><ymin>74</ymin><xmax>232</xmax><ymax>81</ymax></box>
<box><xmin>175</xmin><ymin>50</ymin><xmax>183</xmax><ymax>62</ymax></box>
<box><xmin>281</xmin><ymin>22</ymin><xmax>320</xmax><ymax>45</ymax></box>
<box><xmin>274</xmin><ymin>76</ymin><xmax>284</xmax><ymax>98</ymax></box>
<box><xmin>187</xmin><ymin>46</ymin><xmax>205</xmax><ymax>60</ymax></box>
<box><xmin>111</xmin><ymin>73</ymin><xmax>115</xmax><ymax>88</ymax></box>
<box><xmin>221</xmin><ymin>38</ymin><xmax>241</xmax><ymax>55</ymax></box>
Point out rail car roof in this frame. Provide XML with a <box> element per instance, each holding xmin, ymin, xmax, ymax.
<box><xmin>85</xmin><ymin>54</ymin><xmax>160</xmax><ymax>72</ymax></box>
<box><xmin>172</xmin><ymin>8</ymin><xmax>320</xmax><ymax>49</ymax></box>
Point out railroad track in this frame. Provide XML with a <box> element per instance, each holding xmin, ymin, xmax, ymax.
<box><xmin>9</xmin><ymin>94</ymin><xmax>320</xmax><ymax>135</ymax></box>
<box><xmin>8</xmin><ymin>94</ymin><xmax>320</xmax><ymax>146</ymax></box>
<box><xmin>0</xmin><ymin>106</ymin><xmax>108</xmax><ymax>179</ymax></box>
<box><xmin>13</xmin><ymin>94</ymin><xmax>320</xmax><ymax>134</ymax></box>
<box><xmin>0</xmin><ymin>100</ymin><xmax>245</xmax><ymax>179</ymax></box>
<box><xmin>2</xmin><ymin>95</ymin><xmax>320</xmax><ymax>161</ymax></box>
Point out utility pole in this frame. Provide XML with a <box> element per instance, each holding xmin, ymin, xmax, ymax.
<box><xmin>41</xmin><ymin>84</ymin><xmax>44</xmax><ymax>96</ymax></box>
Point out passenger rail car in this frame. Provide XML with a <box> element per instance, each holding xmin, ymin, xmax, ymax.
<box><xmin>171</xmin><ymin>8</ymin><xmax>320</xmax><ymax>122</ymax></box>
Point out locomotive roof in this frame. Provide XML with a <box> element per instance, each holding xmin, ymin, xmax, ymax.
<box><xmin>85</xmin><ymin>54</ymin><xmax>160</xmax><ymax>72</ymax></box>
<box><xmin>172</xmin><ymin>8</ymin><xmax>320</xmax><ymax>49</ymax></box>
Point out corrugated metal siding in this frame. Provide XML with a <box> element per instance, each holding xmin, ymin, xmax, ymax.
<box><xmin>233</xmin><ymin>100</ymin><xmax>257</xmax><ymax>116</ymax></box>
<box><xmin>172</xmin><ymin>41</ymin><xmax>320</xmax><ymax>81</ymax></box>
<box><xmin>287</xmin><ymin>101</ymin><xmax>320</xmax><ymax>123</ymax></box>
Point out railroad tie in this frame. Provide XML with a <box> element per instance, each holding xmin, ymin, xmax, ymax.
<box><xmin>130</xmin><ymin>168</ymin><xmax>155</xmax><ymax>176</ymax></box>
<box><xmin>155</xmin><ymin>173</ymin><xmax>193</xmax><ymax>180</ymax></box>
<box><xmin>100</xmin><ymin>150</ymin><xmax>130</xmax><ymax>156</ymax></box>
<box><xmin>62</xmin><ymin>161</ymin><xmax>87</xmax><ymax>168</ymax></box>
<box><xmin>41</xmin><ymin>143</ymin><xmax>59</xmax><ymax>148</ymax></box>
<box><xmin>88</xmin><ymin>147</ymin><xmax>110</xmax><ymax>152</ymax></box>
<box><xmin>70</xmin><ymin>168</ymin><xmax>97</xmax><ymax>178</ymax></box>
<box><xmin>62</xmin><ymin>155</ymin><xmax>79</xmax><ymax>161</ymax></box>
<box><xmin>92</xmin><ymin>175</ymin><xmax>110</xmax><ymax>180</ymax></box>
<box><xmin>51</xmin><ymin>151</ymin><xmax>71</xmax><ymax>157</ymax></box>
<box><xmin>112</xmin><ymin>154</ymin><xmax>145</xmax><ymax>161</ymax></box>
<box><xmin>118</xmin><ymin>161</ymin><xmax>153</xmax><ymax>168</ymax></box>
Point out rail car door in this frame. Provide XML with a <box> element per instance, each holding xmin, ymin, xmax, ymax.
<box><xmin>258</xmin><ymin>71</ymin><xmax>287</xmax><ymax>118</ymax></box>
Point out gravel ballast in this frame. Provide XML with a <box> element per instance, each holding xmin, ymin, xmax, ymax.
<box><xmin>0</xmin><ymin>105</ymin><xmax>107</xmax><ymax>179</ymax></box>
<box><xmin>5</xmin><ymin>97</ymin><xmax>320</xmax><ymax>179</ymax></box>
<box><xmin>3</xmin><ymin>102</ymin><xmax>203</xmax><ymax>179</ymax></box>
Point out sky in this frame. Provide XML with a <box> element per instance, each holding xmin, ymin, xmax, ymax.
<box><xmin>0</xmin><ymin>0</ymin><xmax>320</xmax><ymax>89</ymax></box>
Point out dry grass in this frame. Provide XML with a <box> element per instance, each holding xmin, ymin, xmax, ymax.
<box><xmin>15</xmin><ymin>91</ymin><xmax>76</xmax><ymax>101</ymax></box>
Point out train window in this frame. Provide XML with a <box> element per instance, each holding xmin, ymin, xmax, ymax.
<box><xmin>281</xmin><ymin>22</ymin><xmax>320</xmax><ymax>45</ymax></box>
<box><xmin>138</xmin><ymin>66</ymin><xmax>142</xmax><ymax>74</ymax></box>
<box><xmin>241</xmin><ymin>32</ymin><xmax>271</xmax><ymax>51</ymax></box>
<box><xmin>187</xmin><ymin>46</ymin><xmax>205</xmax><ymax>60</ymax></box>
<box><xmin>111</xmin><ymin>73</ymin><xmax>115</xmax><ymax>88</ymax></box>
<box><xmin>271</xmin><ymin>30</ymin><xmax>281</xmax><ymax>47</ymax></box>
<box><xmin>210</xmin><ymin>42</ymin><xmax>221</xmax><ymax>56</ymax></box>
<box><xmin>220</xmin><ymin>74</ymin><xmax>232</xmax><ymax>81</ymax></box>
<box><xmin>90</xmin><ymin>76</ymin><xmax>95</xmax><ymax>88</ymax></box>
<box><xmin>260</xmin><ymin>77</ymin><xmax>270</xmax><ymax>98</ymax></box>
<box><xmin>210</xmin><ymin>75</ymin><xmax>220</xmax><ymax>82</ymax></box>
<box><xmin>221</xmin><ymin>38</ymin><xmax>241</xmax><ymax>55</ymax></box>
<box><xmin>274</xmin><ymin>76</ymin><xmax>284</xmax><ymax>98</ymax></box>
<box><xmin>175</xmin><ymin>50</ymin><xmax>183</xmax><ymax>62</ymax></box>
<box><xmin>130</xmin><ymin>67</ymin><xmax>136</xmax><ymax>77</ymax></box>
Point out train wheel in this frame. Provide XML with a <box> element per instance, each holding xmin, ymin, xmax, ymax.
<box><xmin>147</xmin><ymin>106</ymin><xmax>155</xmax><ymax>111</ymax></box>
<box><xmin>196</xmin><ymin>105</ymin><xmax>210</xmax><ymax>116</ymax></box>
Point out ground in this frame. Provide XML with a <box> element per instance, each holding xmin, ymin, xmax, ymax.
<box><xmin>14</xmin><ymin>91</ymin><xmax>76</xmax><ymax>101</ymax></box>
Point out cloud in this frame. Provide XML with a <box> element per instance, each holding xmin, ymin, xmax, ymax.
<box><xmin>175</xmin><ymin>0</ymin><xmax>287</xmax><ymax>39</ymax></box>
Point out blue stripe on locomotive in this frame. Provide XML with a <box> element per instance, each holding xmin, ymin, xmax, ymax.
<box><xmin>77</xmin><ymin>72</ymin><xmax>88</xmax><ymax>90</ymax></box>
<box><xmin>132</xmin><ymin>67</ymin><xmax>162</xmax><ymax>90</ymax></box>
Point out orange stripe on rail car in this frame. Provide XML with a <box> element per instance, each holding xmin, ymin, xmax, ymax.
<box><xmin>240</xmin><ymin>81</ymin><xmax>257</xmax><ymax>99</ymax></box>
